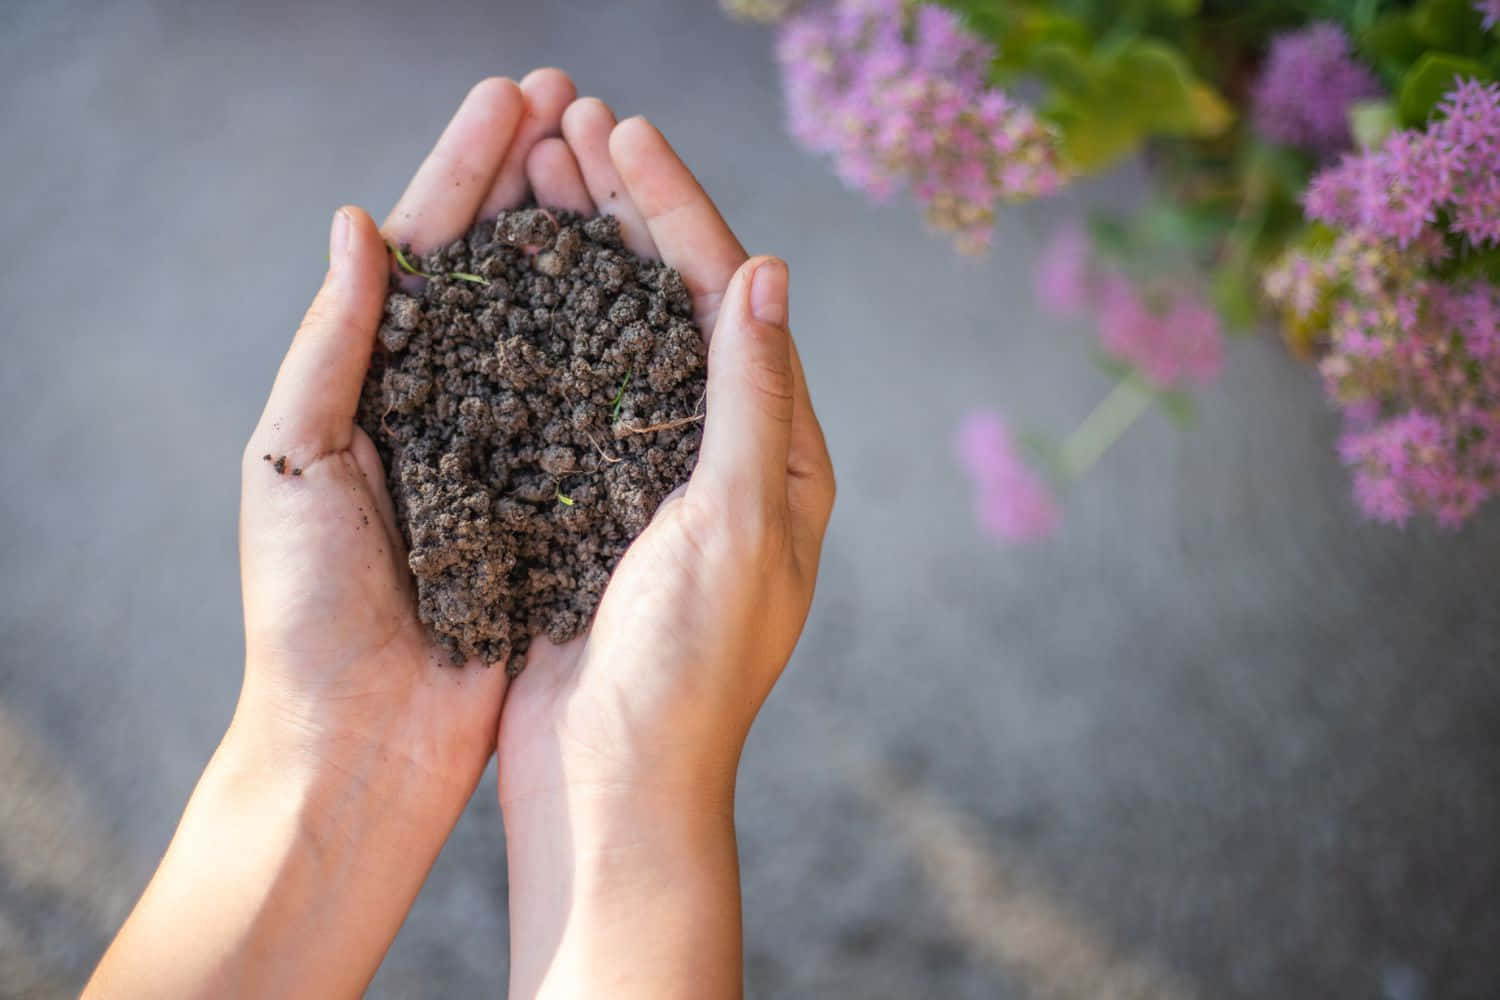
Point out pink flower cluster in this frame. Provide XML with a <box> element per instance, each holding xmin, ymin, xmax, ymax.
<box><xmin>955</xmin><ymin>411</ymin><xmax>1060</xmax><ymax>542</ymax></box>
<box><xmin>1037</xmin><ymin>225</ymin><xmax>1225</xmax><ymax>389</ymax></box>
<box><xmin>1304</xmin><ymin>79</ymin><xmax>1500</xmax><ymax>248</ymax></box>
<box><xmin>1267</xmin><ymin>233</ymin><xmax>1500</xmax><ymax>527</ymax></box>
<box><xmin>1268</xmin><ymin>78</ymin><xmax>1500</xmax><ymax>527</ymax></box>
<box><xmin>776</xmin><ymin>0</ymin><xmax>1067</xmax><ymax>251</ymax></box>
<box><xmin>1251</xmin><ymin>22</ymin><xmax>1382</xmax><ymax>156</ymax></box>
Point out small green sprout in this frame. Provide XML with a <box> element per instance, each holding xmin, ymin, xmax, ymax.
<box><xmin>610</xmin><ymin>367</ymin><xmax>634</xmax><ymax>421</ymax></box>
<box><xmin>388</xmin><ymin>242</ymin><xmax>430</xmax><ymax>278</ymax></box>
<box><xmin>555</xmin><ymin>483</ymin><xmax>576</xmax><ymax>507</ymax></box>
<box><xmin>449</xmin><ymin>271</ymin><xmax>490</xmax><ymax>285</ymax></box>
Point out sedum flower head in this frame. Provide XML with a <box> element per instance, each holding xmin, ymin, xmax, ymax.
<box><xmin>776</xmin><ymin>0</ymin><xmax>1067</xmax><ymax>251</ymax></box>
<box><xmin>1252</xmin><ymin>22</ymin><xmax>1382</xmax><ymax>156</ymax></box>
<box><xmin>1036</xmin><ymin>226</ymin><xmax>1226</xmax><ymax>391</ymax></box>
<box><xmin>1267</xmin><ymin>230</ymin><xmax>1500</xmax><ymax>528</ymax></box>
<box><xmin>1303</xmin><ymin>79</ymin><xmax>1500</xmax><ymax>250</ymax></box>
<box><xmin>955</xmin><ymin>411</ymin><xmax>1061</xmax><ymax>542</ymax></box>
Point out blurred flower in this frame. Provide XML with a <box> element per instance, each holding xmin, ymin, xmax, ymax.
<box><xmin>776</xmin><ymin>0</ymin><xmax>1067</xmax><ymax>252</ymax></box>
<box><xmin>1271</xmin><ymin>78</ymin><xmax>1500</xmax><ymax>527</ymax></box>
<box><xmin>1035</xmin><ymin>224</ymin><xmax>1094</xmax><ymax>318</ymax></box>
<box><xmin>1034</xmin><ymin>225</ymin><xmax>1225</xmax><ymax>390</ymax></box>
<box><xmin>1266</xmin><ymin>230</ymin><xmax>1500</xmax><ymax>528</ymax></box>
<box><xmin>721</xmin><ymin>0</ymin><xmax>804</xmax><ymax>23</ymax></box>
<box><xmin>1303</xmin><ymin>79</ymin><xmax>1500</xmax><ymax>249</ymax></box>
<box><xmin>1251</xmin><ymin>22</ymin><xmax>1382</xmax><ymax>156</ymax></box>
<box><xmin>1478</xmin><ymin>0</ymin><xmax>1500</xmax><ymax>30</ymax></box>
<box><xmin>955</xmin><ymin>411</ymin><xmax>1060</xmax><ymax>542</ymax></box>
<box><xmin>1096</xmin><ymin>278</ymin><xmax>1225</xmax><ymax>389</ymax></box>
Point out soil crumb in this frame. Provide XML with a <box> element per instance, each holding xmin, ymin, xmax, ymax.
<box><xmin>357</xmin><ymin>208</ymin><xmax>706</xmax><ymax>675</ymax></box>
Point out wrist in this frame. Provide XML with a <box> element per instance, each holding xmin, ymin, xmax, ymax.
<box><xmin>90</xmin><ymin>718</ymin><xmax>454</xmax><ymax>999</ymax></box>
<box><xmin>502</xmin><ymin>782</ymin><xmax>744</xmax><ymax>998</ymax></box>
<box><xmin>231</xmin><ymin>657</ymin><xmax>480</xmax><ymax>832</ymax></box>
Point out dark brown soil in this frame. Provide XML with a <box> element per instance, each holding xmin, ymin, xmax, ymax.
<box><xmin>356</xmin><ymin>208</ymin><xmax>706</xmax><ymax>675</ymax></box>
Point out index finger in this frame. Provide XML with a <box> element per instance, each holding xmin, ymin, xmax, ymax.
<box><xmin>383</xmin><ymin>77</ymin><xmax>525</xmax><ymax>251</ymax></box>
<box><xmin>608</xmin><ymin>116</ymin><xmax>747</xmax><ymax>334</ymax></box>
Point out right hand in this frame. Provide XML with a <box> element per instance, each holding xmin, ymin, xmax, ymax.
<box><xmin>497</xmin><ymin>105</ymin><xmax>836</xmax><ymax>815</ymax></box>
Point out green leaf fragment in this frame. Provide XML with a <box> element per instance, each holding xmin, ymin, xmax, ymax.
<box><xmin>388</xmin><ymin>242</ymin><xmax>430</xmax><ymax>278</ymax></box>
<box><xmin>448</xmin><ymin>272</ymin><xmax>489</xmax><ymax>285</ymax></box>
<box><xmin>610</xmin><ymin>367</ymin><xmax>633</xmax><ymax>421</ymax></box>
<box><xmin>1397</xmin><ymin>52</ymin><xmax>1494</xmax><ymax>127</ymax></box>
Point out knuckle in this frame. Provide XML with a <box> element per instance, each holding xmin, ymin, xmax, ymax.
<box><xmin>298</xmin><ymin>295</ymin><xmax>335</xmax><ymax>338</ymax></box>
<box><xmin>743</xmin><ymin>345</ymin><xmax>795</xmax><ymax>423</ymax></box>
<box><xmin>688</xmin><ymin>482</ymin><xmax>787</xmax><ymax>566</ymax></box>
<box><xmin>735</xmin><ymin>498</ymin><xmax>789</xmax><ymax>567</ymax></box>
<box><xmin>819</xmin><ymin>462</ymin><xmax>838</xmax><ymax>519</ymax></box>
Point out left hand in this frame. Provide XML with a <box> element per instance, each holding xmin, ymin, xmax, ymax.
<box><xmin>89</xmin><ymin>70</ymin><xmax>589</xmax><ymax>1000</ymax></box>
<box><xmin>236</xmin><ymin>69</ymin><xmax>581</xmax><ymax>879</ymax></box>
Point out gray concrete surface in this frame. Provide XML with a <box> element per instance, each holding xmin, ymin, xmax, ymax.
<box><xmin>3</xmin><ymin>1</ymin><xmax>1499</xmax><ymax>997</ymax></box>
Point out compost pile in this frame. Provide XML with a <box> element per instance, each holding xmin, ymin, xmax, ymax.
<box><xmin>357</xmin><ymin>208</ymin><xmax>706</xmax><ymax>676</ymax></box>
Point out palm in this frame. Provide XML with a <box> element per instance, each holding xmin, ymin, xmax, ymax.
<box><xmin>498</xmin><ymin>498</ymin><xmax>722</xmax><ymax>796</ymax></box>
<box><xmin>239</xmin><ymin>73</ymin><xmax>581</xmax><ymax>806</ymax></box>
<box><xmin>241</xmin><ymin>425</ymin><xmax>509</xmax><ymax>800</ymax></box>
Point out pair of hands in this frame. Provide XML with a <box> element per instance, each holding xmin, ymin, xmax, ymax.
<box><xmin>223</xmin><ymin>70</ymin><xmax>832</xmax><ymax>993</ymax></box>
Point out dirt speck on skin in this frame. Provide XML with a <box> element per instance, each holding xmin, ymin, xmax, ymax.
<box><xmin>358</xmin><ymin>208</ymin><xmax>706</xmax><ymax>676</ymax></box>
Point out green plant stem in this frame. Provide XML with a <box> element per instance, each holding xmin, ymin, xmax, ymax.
<box><xmin>1059</xmin><ymin>376</ymin><xmax>1154</xmax><ymax>482</ymax></box>
<box><xmin>388</xmin><ymin>242</ymin><xmax>431</xmax><ymax>278</ymax></box>
<box><xmin>610</xmin><ymin>367</ymin><xmax>634</xmax><ymax>421</ymax></box>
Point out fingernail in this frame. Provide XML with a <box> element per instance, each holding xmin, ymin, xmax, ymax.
<box><xmin>329</xmin><ymin>208</ymin><xmax>351</xmax><ymax>263</ymax></box>
<box><xmin>750</xmin><ymin>258</ymin><xmax>787</xmax><ymax>327</ymax></box>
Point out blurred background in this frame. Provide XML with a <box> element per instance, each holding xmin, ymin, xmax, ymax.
<box><xmin>3</xmin><ymin>1</ymin><xmax>1500</xmax><ymax>996</ymax></box>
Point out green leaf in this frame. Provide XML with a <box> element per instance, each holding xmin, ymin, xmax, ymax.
<box><xmin>1410</xmin><ymin>0</ymin><xmax>1488</xmax><ymax>52</ymax></box>
<box><xmin>1348</xmin><ymin>99</ymin><xmax>1399</xmax><ymax>149</ymax></box>
<box><xmin>1110</xmin><ymin>41</ymin><xmax>1231</xmax><ymax>137</ymax></box>
<box><xmin>1358</xmin><ymin>13</ymin><xmax>1428</xmax><ymax>81</ymax></box>
<box><xmin>1148</xmin><ymin>0</ymin><xmax>1200</xmax><ymax>15</ymax></box>
<box><xmin>448</xmin><ymin>271</ymin><xmax>489</xmax><ymax>285</ymax></box>
<box><xmin>1045</xmin><ymin>39</ymin><xmax>1234</xmax><ymax>171</ymax></box>
<box><xmin>1397</xmin><ymin>52</ymin><xmax>1494</xmax><ymax>126</ymax></box>
<box><xmin>942</xmin><ymin>1</ymin><xmax>1089</xmax><ymax>81</ymax></box>
<box><xmin>1049</xmin><ymin>97</ymin><xmax>1149</xmax><ymax>170</ymax></box>
<box><xmin>1438</xmin><ymin>245</ymin><xmax>1500</xmax><ymax>283</ymax></box>
<box><xmin>1212</xmin><ymin>264</ymin><xmax>1259</xmax><ymax>335</ymax></box>
<box><xmin>1028</xmin><ymin>39</ymin><xmax>1094</xmax><ymax>93</ymax></box>
<box><xmin>1156</xmin><ymin>389</ymin><xmax>1198</xmax><ymax>429</ymax></box>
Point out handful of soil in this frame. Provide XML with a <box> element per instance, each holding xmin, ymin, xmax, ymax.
<box><xmin>357</xmin><ymin>208</ymin><xmax>706</xmax><ymax>675</ymax></box>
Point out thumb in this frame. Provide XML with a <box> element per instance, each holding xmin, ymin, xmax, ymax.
<box><xmin>691</xmin><ymin>256</ymin><xmax>794</xmax><ymax>516</ymax></box>
<box><xmin>253</xmin><ymin>206</ymin><xmax>387</xmax><ymax>458</ymax></box>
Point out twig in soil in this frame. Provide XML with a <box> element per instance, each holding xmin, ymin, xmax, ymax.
<box><xmin>615</xmin><ymin>412</ymin><xmax>705</xmax><ymax>436</ymax></box>
<box><xmin>615</xmin><ymin>393</ymin><xmax>707</xmax><ymax>437</ymax></box>
<box><xmin>609</xmin><ymin>367</ymin><xmax>634</xmax><ymax>421</ymax></box>
<box><xmin>585</xmin><ymin>432</ymin><xmax>622</xmax><ymax>464</ymax></box>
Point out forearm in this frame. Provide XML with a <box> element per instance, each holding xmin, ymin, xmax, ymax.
<box><xmin>503</xmin><ymin>785</ymin><xmax>745</xmax><ymax>999</ymax></box>
<box><xmin>86</xmin><ymin>707</ymin><xmax>455</xmax><ymax>1000</ymax></box>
